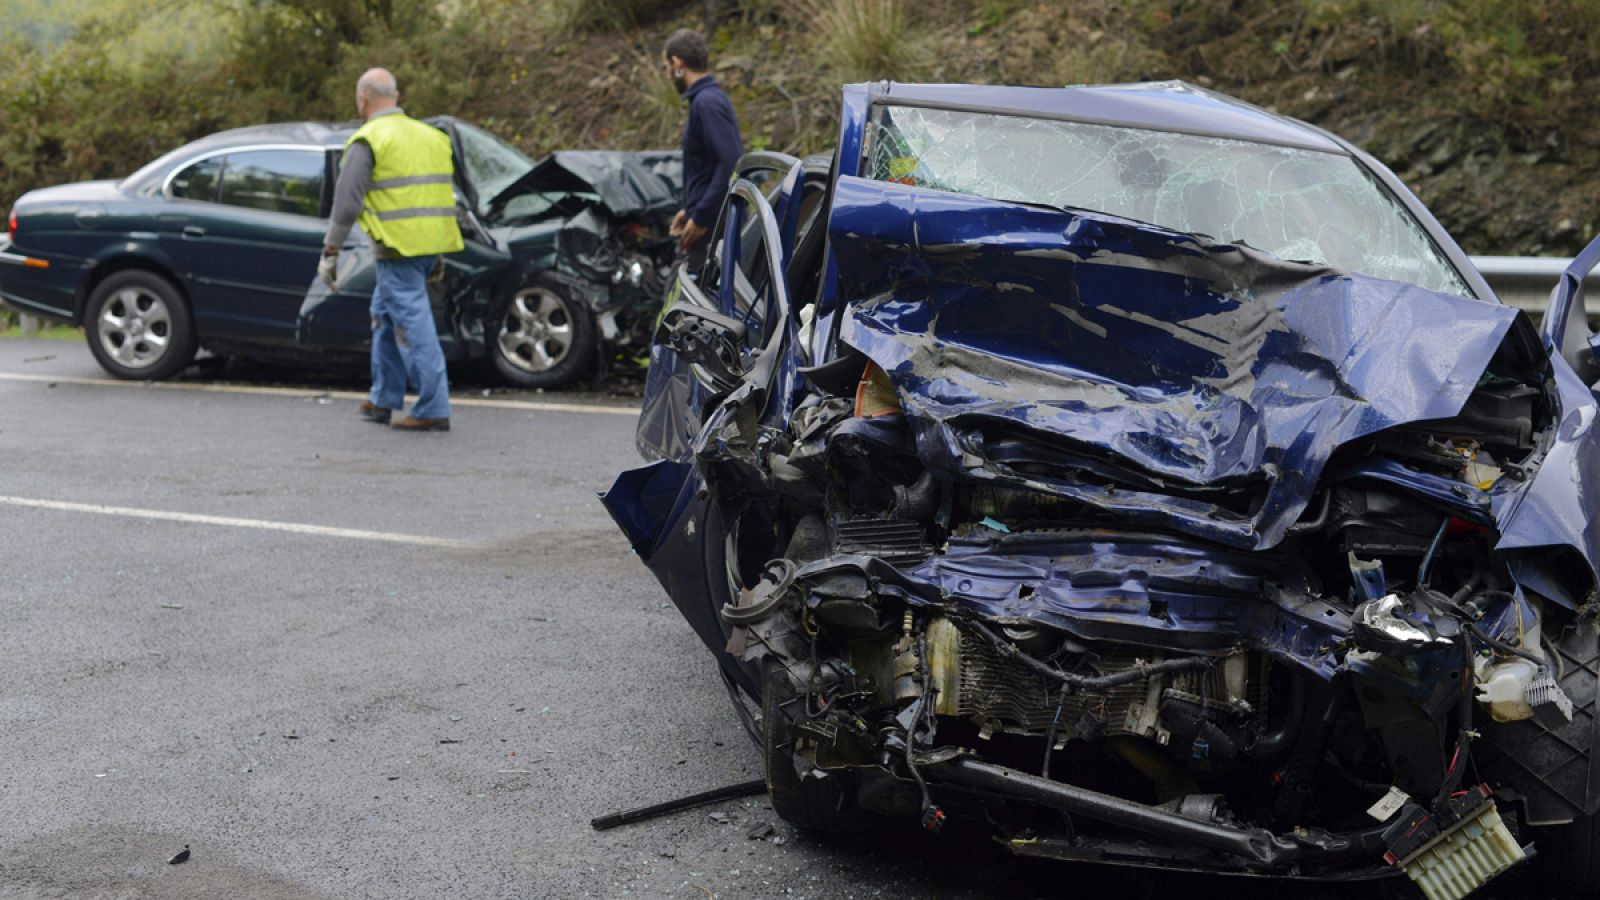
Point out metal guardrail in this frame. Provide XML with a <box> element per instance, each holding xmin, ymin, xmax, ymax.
<box><xmin>1471</xmin><ymin>255</ymin><xmax>1600</xmax><ymax>315</ymax></box>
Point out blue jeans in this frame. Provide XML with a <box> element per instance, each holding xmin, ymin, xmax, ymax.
<box><xmin>370</xmin><ymin>255</ymin><xmax>450</xmax><ymax>420</ymax></box>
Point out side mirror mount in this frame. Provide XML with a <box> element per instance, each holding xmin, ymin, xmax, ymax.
<box><xmin>655</xmin><ymin>305</ymin><xmax>748</xmax><ymax>392</ymax></box>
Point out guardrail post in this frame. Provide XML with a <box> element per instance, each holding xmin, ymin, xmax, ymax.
<box><xmin>19</xmin><ymin>313</ymin><xmax>38</xmax><ymax>337</ymax></box>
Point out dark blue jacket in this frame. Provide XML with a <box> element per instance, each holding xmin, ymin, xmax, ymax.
<box><xmin>680</xmin><ymin>76</ymin><xmax>743</xmax><ymax>229</ymax></box>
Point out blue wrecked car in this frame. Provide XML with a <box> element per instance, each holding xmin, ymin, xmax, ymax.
<box><xmin>603</xmin><ymin>81</ymin><xmax>1600</xmax><ymax>899</ymax></box>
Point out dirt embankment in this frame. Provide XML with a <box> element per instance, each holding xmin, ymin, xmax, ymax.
<box><xmin>474</xmin><ymin>0</ymin><xmax>1598</xmax><ymax>257</ymax></box>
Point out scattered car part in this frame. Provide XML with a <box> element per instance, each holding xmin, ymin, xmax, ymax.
<box><xmin>589</xmin><ymin>779</ymin><xmax>766</xmax><ymax>832</ymax></box>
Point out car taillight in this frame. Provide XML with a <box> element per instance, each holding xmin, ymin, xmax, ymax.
<box><xmin>6</xmin><ymin>210</ymin><xmax>14</xmax><ymax>243</ymax></box>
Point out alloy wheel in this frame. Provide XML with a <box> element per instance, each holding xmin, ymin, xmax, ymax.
<box><xmin>497</xmin><ymin>287</ymin><xmax>573</xmax><ymax>374</ymax></box>
<box><xmin>97</xmin><ymin>288</ymin><xmax>172</xmax><ymax>370</ymax></box>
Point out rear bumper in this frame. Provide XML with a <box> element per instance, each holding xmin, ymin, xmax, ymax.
<box><xmin>0</xmin><ymin>242</ymin><xmax>78</xmax><ymax>322</ymax></box>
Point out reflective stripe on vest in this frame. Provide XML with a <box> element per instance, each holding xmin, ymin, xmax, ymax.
<box><xmin>344</xmin><ymin>115</ymin><xmax>464</xmax><ymax>257</ymax></box>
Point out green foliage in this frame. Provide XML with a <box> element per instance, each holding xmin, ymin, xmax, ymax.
<box><xmin>1</xmin><ymin>0</ymin><xmax>1595</xmax><ymax>256</ymax></box>
<box><xmin>0</xmin><ymin>0</ymin><xmax>501</xmax><ymax>209</ymax></box>
<box><xmin>0</xmin><ymin>0</ymin><xmax>96</xmax><ymax>47</ymax></box>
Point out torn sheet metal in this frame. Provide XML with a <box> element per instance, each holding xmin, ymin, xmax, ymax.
<box><xmin>493</xmin><ymin>150</ymin><xmax>683</xmax><ymax>218</ymax></box>
<box><xmin>828</xmin><ymin>175</ymin><xmax>1521</xmax><ymax>550</ymax></box>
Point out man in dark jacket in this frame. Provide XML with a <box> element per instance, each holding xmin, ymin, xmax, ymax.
<box><xmin>663</xmin><ymin>29</ymin><xmax>742</xmax><ymax>272</ymax></box>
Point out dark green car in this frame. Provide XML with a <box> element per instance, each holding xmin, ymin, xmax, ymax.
<box><xmin>0</xmin><ymin>117</ymin><xmax>682</xmax><ymax>388</ymax></box>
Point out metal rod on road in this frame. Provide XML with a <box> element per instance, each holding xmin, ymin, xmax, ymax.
<box><xmin>590</xmin><ymin>779</ymin><xmax>767</xmax><ymax>831</ymax></box>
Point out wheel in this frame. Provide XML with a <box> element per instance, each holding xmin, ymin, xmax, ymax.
<box><xmin>761</xmin><ymin>659</ymin><xmax>865</xmax><ymax>833</ymax></box>
<box><xmin>490</xmin><ymin>276</ymin><xmax>596</xmax><ymax>389</ymax></box>
<box><xmin>84</xmin><ymin>270</ymin><xmax>197</xmax><ymax>380</ymax></box>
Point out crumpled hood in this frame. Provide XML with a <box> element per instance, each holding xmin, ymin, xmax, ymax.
<box><xmin>489</xmin><ymin>150</ymin><xmax>682</xmax><ymax>218</ymax></box>
<box><xmin>829</xmin><ymin>176</ymin><xmax>1521</xmax><ymax>550</ymax></box>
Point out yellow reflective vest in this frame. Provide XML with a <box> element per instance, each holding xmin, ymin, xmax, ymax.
<box><xmin>344</xmin><ymin>114</ymin><xmax>464</xmax><ymax>257</ymax></box>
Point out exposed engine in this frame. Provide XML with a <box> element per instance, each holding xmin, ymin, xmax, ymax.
<box><xmin>706</xmin><ymin>329</ymin><xmax>1594</xmax><ymax>897</ymax></box>
<box><xmin>554</xmin><ymin>207</ymin><xmax>677</xmax><ymax>363</ymax></box>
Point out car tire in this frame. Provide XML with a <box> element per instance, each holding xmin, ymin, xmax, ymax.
<box><xmin>84</xmin><ymin>270</ymin><xmax>198</xmax><ymax>381</ymax></box>
<box><xmin>761</xmin><ymin>659</ymin><xmax>866</xmax><ymax>833</ymax></box>
<box><xmin>490</xmin><ymin>275</ymin><xmax>595</xmax><ymax>389</ymax></box>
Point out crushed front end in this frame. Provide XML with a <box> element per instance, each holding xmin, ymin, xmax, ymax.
<box><xmin>606</xmin><ymin>165</ymin><xmax>1600</xmax><ymax>899</ymax></box>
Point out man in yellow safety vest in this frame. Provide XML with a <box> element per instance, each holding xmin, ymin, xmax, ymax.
<box><xmin>320</xmin><ymin>67</ymin><xmax>463</xmax><ymax>432</ymax></box>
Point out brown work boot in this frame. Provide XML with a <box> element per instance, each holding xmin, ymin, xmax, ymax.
<box><xmin>358</xmin><ymin>401</ymin><xmax>394</xmax><ymax>424</ymax></box>
<box><xmin>391</xmin><ymin>415</ymin><xmax>450</xmax><ymax>432</ymax></box>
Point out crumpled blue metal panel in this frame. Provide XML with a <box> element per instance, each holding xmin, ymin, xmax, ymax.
<box><xmin>798</xmin><ymin>537</ymin><xmax>1352</xmax><ymax>678</ymax></box>
<box><xmin>828</xmin><ymin>176</ymin><xmax>1521</xmax><ymax>551</ymax></box>
<box><xmin>1492</xmin><ymin>358</ymin><xmax>1600</xmax><ymax>597</ymax></box>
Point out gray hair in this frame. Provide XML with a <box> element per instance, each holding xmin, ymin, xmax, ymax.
<box><xmin>357</xmin><ymin>68</ymin><xmax>398</xmax><ymax>100</ymax></box>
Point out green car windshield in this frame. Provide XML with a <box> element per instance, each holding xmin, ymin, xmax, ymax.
<box><xmin>866</xmin><ymin>105</ymin><xmax>1473</xmax><ymax>297</ymax></box>
<box><xmin>454</xmin><ymin>121</ymin><xmax>537</xmax><ymax>218</ymax></box>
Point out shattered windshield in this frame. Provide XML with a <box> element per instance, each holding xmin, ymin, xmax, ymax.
<box><xmin>866</xmin><ymin>105</ymin><xmax>1473</xmax><ymax>297</ymax></box>
<box><xmin>455</xmin><ymin>122</ymin><xmax>536</xmax><ymax>217</ymax></box>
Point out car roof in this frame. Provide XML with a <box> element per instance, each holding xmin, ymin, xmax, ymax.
<box><xmin>873</xmin><ymin>81</ymin><xmax>1347</xmax><ymax>154</ymax></box>
<box><xmin>177</xmin><ymin>115</ymin><xmax>476</xmax><ymax>154</ymax></box>
<box><xmin>175</xmin><ymin>121</ymin><xmax>356</xmax><ymax>153</ymax></box>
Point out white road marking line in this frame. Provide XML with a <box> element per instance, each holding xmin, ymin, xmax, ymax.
<box><xmin>0</xmin><ymin>371</ymin><xmax>639</xmax><ymax>416</ymax></box>
<box><xmin>0</xmin><ymin>495</ymin><xmax>471</xmax><ymax>549</ymax></box>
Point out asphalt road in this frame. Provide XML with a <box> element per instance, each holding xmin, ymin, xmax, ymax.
<box><xmin>0</xmin><ymin>339</ymin><xmax>1551</xmax><ymax>899</ymax></box>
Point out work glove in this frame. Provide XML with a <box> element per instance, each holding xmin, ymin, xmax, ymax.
<box><xmin>318</xmin><ymin>252</ymin><xmax>338</xmax><ymax>290</ymax></box>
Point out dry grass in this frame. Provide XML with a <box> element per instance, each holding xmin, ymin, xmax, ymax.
<box><xmin>627</xmin><ymin>47</ymin><xmax>691</xmax><ymax>146</ymax></box>
<box><xmin>540</xmin><ymin>0</ymin><xmax>678</xmax><ymax>32</ymax></box>
<box><xmin>798</xmin><ymin>0</ymin><xmax>929</xmax><ymax>82</ymax></box>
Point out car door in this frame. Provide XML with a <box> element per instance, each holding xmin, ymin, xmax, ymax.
<box><xmin>635</xmin><ymin>153</ymin><xmax>805</xmax><ymax>462</ymax></box>
<box><xmin>159</xmin><ymin>147</ymin><xmax>330</xmax><ymax>347</ymax></box>
<box><xmin>603</xmin><ymin>161</ymin><xmax>805</xmax><ymax>696</ymax></box>
<box><xmin>297</xmin><ymin>126</ymin><xmax>510</xmax><ymax>358</ymax></box>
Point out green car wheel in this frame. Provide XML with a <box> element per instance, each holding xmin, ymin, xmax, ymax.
<box><xmin>84</xmin><ymin>270</ymin><xmax>198</xmax><ymax>381</ymax></box>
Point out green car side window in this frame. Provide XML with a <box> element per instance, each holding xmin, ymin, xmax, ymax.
<box><xmin>169</xmin><ymin>157</ymin><xmax>223</xmax><ymax>203</ymax></box>
<box><xmin>218</xmin><ymin>150</ymin><xmax>326</xmax><ymax>217</ymax></box>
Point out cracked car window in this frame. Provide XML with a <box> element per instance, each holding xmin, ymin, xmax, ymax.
<box><xmin>867</xmin><ymin>105</ymin><xmax>1472</xmax><ymax>297</ymax></box>
<box><xmin>455</xmin><ymin>122</ymin><xmax>536</xmax><ymax>216</ymax></box>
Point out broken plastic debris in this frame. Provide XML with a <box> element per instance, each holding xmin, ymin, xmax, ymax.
<box><xmin>746</xmin><ymin>822</ymin><xmax>775</xmax><ymax>840</ymax></box>
<box><xmin>1366</xmin><ymin>785</ymin><xmax>1411</xmax><ymax>822</ymax></box>
<box><xmin>158</xmin><ymin>603</ymin><xmax>183</xmax><ymax>610</ymax></box>
<box><xmin>978</xmin><ymin>516</ymin><xmax>1010</xmax><ymax>533</ymax></box>
<box><xmin>1354</xmin><ymin>594</ymin><xmax>1448</xmax><ymax>647</ymax></box>
<box><xmin>168</xmin><ymin>845</ymin><xmax>190</xmax><ymax>865</ymax></box>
